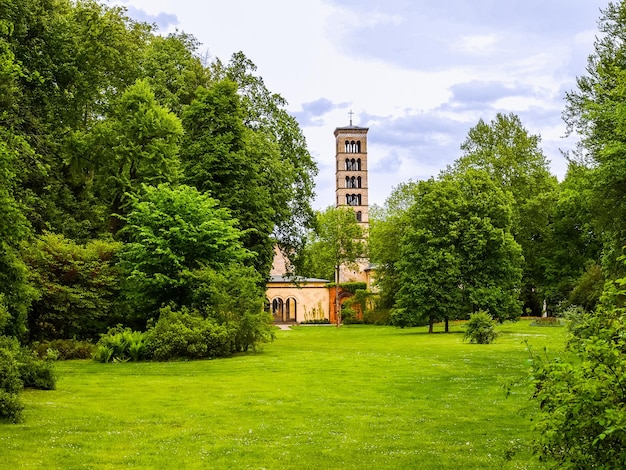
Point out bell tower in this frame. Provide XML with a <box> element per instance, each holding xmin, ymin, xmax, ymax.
<box><xmin>334</xmin><ymin>112</ymin><xmax>369</xmax><ymax>228</ymax></box>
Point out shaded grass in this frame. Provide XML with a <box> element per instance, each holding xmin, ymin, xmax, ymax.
<box><xmin>0</xmin><ymin>320</ymin><xmax>563</xmax><ymax>469</ymax></box>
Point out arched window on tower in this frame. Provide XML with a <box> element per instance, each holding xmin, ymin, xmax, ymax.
<box><xmin>345</xmin><ymin>158</ymin><xmax>351</xmax><ymax>171</ymax></box>
<box><xmin>346</xmin><ymin>194</ymin><xmax>352</xmax><ymax>205</ymax></box>
<box><xmin>356</xmin><ymin>158</ymin><xmax>362</xmax><ymax>171</ymax></box>
<box><xmin>344</xmin><ymin>140</ymin><xmax>350</xmax><ymax>153</ymax></box>
<box><xmin>356</xmin><ymin>141</ymin><xmax>361</xmax><ymax>153</ymax></box>
<box><xmin>351</xmin><ymin>158</ymin><xmax>356</xmax><ymax>170</ymax></box>
<box><xmin>350</xmin><ymin>176</ymin><xmax>356</xmax><ymax>188</ymax></box>
<box><xmin>356</xmin><ymin>176</ymin><xmax>362</xmax><ymax>188</ymax></box>
<box><xmin>356</xmin><ymin>194</ymin><xmax>361</xmax><ymax>205</ymax></box>
<box><xmin>345</xmin><ymin>176</ymin><xmax>350</xmax><ymax>188</ymax></box>
<box><xmin>356</xmin><ymin>211</ymin><xmax>362</xmax><ymax>222</ymax></box>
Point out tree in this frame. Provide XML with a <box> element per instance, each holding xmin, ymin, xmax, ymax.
<box><xmin>369</xmin><ymin>182</ymin><xmax>420</xmax><ymax>309</ymax></box>
<box><xmin>210</xmin><ymin>52</ymin><xmax>318</xmax><ymax>273</ymax></box>
<box><xmin>87</xmin><ymin>79</ymin><xmax>183</xmax><ymax>233</ymax></box>
<box><xmin>446</xmin><ymin>113</ymin><xmax>558</xmax><ymax>315</ymax></box>
<box><xmin>563</xmin><ymin>1</ymin><xmax>626</xmax><ymax>276</ymax></box>
<box><xmin>301</xmin><ymin>207</ymin><xmax>366</xmax><ymax>325</ymax></box>
<box><xmin>23</xmin><ymin>233</ymin><xmax>122</xmax><ymax>341</ymax></box>
<box><xmin>395</xmin><ymin>171</ymin><xmax>522</xmax><ymax>332</ymax></box>
<box><xmin>542</xmin><ymin>163</ymin><xmax>603</xmax><ymax>310</ymax></box>
<box><xmin>181</xmin><ymin>79</ymin><xmax>279</xmax><ymax>276</ymax></box>
<box><xmin>530</xmin><ymin>254</ymin><xmax>626</xmax><ymax>468</ymax></box>
<box><xmin>117</xmin><ymin>184</ymin><xmax>249</xmax><ymax>326</ymax></box>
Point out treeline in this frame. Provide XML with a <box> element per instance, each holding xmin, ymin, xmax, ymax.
<box><xmin>0</xmin><ymin>2</ymin><xmax>318</xmax><ymax>349</ymax></box>
<box><xmin>369</xmin><ymin>112</ymin><xmax>604</xmax><ymax>328</ymax></box>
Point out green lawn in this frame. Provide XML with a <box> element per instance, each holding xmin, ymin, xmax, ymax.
<box><xmin>1</xmin><ymin>321</ymin><xmax>563</xmax><ymax>469</ymax></box>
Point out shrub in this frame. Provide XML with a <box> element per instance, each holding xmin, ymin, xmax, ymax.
<box><xmin>32</xmin><ymin>339</ymin><xmax>95</xmax><ymax>360</ymax></box>
<box><xmin>94</xmin><ymin>326</ymin><xmax>148</xmax><ymax>363</ymax></box>
<box><xmin>363</xmin><ymin>308</ymin><xmax>391</xmax><ymax>325</ymax></box>
<box><xmin>0</xmin><ymin>390</ymin><xmax>23</xmax><ymax>423</ymax></box>
<box><xmin>529</xmin><ymin>260</ymin><xmax>626</xmax><ymax>468</ymax></box>
<box><xmin>145</xmin><ymin>307</ymin><xmax>234</xmax><ymax>361</ymax></box>
<box><xmin>464</xmin><ymin>311</ymin><xmax>499</xmax><ymax>344</ymax></box>
<box><xmin>529</xmin><ymin>316</ymin><xmax>562</xmax><ymax>327</ymax></box>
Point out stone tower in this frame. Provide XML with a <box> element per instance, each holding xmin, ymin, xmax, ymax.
<box><xmin>334</xmin><ymin>117</ymin><xmax>369</xmax><ymax>228</ymax></box>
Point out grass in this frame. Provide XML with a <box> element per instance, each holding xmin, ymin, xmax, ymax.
<box><xmin>0</xmin><ymin>320</ymin><xmax>564</xmax><ymax>469</ymax></box>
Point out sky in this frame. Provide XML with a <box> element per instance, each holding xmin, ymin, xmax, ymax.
<box><xmin>113</xmin><ymin>0</ymin><xmax>608</xmax><ymax>209</ymax></box>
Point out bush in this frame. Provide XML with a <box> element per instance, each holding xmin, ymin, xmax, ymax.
<box><xmin>529</xmin><ymin>261</ymin><xmax>626</xmax><ymax>469</ymax></box>
<box><xmin>363</xmin><ymin>308</ymin><xmax>391</xmax><ymax>325</ymax></box>
<box><xmin>0</xmin><ymin>335</ymin><xmax>56</xmax><ymax>422</ymax></box>
<box><xmin>529</xmin><ymin>316</ymin><xmax>562</xmax><ymax>327</ymax></box>
<box><xmin>0</xmin><ymin>390</ymin><xmax>23</xmax><ymax>423</ymax></box>
<box><xmin>94</xmin><ymin>326</ymin><xmax>147</xmax><ymax>363</ymax></box>
<box><xmin>464</xmin><ymin>311</ymin><xmax>499</xmax><ymax>344</ymax></box>
<box><xmin>145</xmin><ymin>307</ymin><xmax>234</xmax><ymax>361</ymax></box>
<box><xmin>32</xmin><ymin>339</ymin><xmax>95</xmax><ymax>360</ymax></box>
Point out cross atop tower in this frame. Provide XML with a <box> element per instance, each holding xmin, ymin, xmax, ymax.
<box><xmin>348</xmin><ymin>109</ymin><xmax>354</xmax><ymax>126</ymax></box>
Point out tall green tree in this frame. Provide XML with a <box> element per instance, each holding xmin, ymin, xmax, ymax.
<box><xmin>564</xmin><ymin>1</ymin><xmax>626</xmax><ymax>275</ymax></box>
<box><xmin>210</xmin><ymin>52</ymin><xmax>318</xmax><ymax>272</ymax></box>
<box><xmin>369</xmin><ymin>182</ymin><xmax>419</xmax><ymax>309</ymax></box>
<box><xmin>395</xmin><ymin>171</ymin><xmax>522</xmax><ymax>331</ymax></box>
<box><xmin>117</xmin><ymin>184</ymin><xmax>249</xmax><ymax>326</ymax></box>
<box><xmin>87</xmin><ymin>79</ymin><xmax>183</xmax><ymax>233</ymax></box>
<box><xmin>446</xmin><ymin>113</ymin><xmax>558</xmax><ymax>315</ymax></box>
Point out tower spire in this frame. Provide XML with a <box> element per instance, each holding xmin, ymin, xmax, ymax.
<box><xmin>348</xmin><ymin>109</ymin><xmax>354</xmax><ymax>126</ymax></box>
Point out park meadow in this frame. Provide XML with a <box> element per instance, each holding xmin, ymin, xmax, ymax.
<box><xmin>1</xmin><ymin>321</ymin><xmax>562</xmax><ymax>469</ymax></box>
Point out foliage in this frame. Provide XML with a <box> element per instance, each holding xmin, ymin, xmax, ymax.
<box><xmin>0</xmin><ymin>335</ymin><xmax>56</xmax><ymax>422</ymax></box>
<box><xmin>368</xmin><ymin>182</ymin><xmax>419</xmax><ymax>309</ymax></box>
<box><xmin>464</xmin><ymin>311</ymin><xmax>499</xmax><ymax>344</ymax></box>
<box><xmin>446</xmin><ymin>113</ymin><xmax>558</xmax><ymax>316</ymax></box>
<box><xmin>529</xmin><ymin>317</ymin><xmax>562</xmax><ymax>327</ymax></box>
<box><xmin>210</xmin><ymin>52</ymin><xmax>318</xmax><ymax>272</ymax></box>
<box><xmin>117</xmin><ymin>183</ymin><xmax>248</xmax><ymax>325</ymax></box>
<box><xmin>529</xmin><ymin>254</ymin><xmax>626</xmax><ymax>468</ymax></box>
<box><xmin>93</xmin><ymin>326</ymin><xmax>147</xmax><ymax>363</ymax></box>
<box><xmin>86</xmin><ymin>79</ymin><xmax>183</xmax><ymax>233</ymax></box>
<box><xmin>569</xmin><ymin>261</ymin><xmax>605</xmax><ymax>311</ymax></box>
<box><xmin>186</xmin><ymin>263</ymin><xmax>274</xmax><ymax>352</ymax></box>
<box><xmin>395</xmin><ymin>171</ymin><xmax>523</xmax><ymax>331</ymax></box>
<box><xmin>563</xmin><ymin>1</ymin><xmax>626</xmax><ymax>274</ymax></box>
<box><xmin>23</xmin><ymin>233</ymin><xmax>122</xmax><ymax>341</ymax></box>
<box><xmin>144</xmin><ymin>307</ymin><xmax>234</xmax><ymax>361</ymax></box>
<box><xmin>31</xmin><ymin>339</ymin><xmax>95</xmax><ymax>360</ymax></box>
<box><xmin>300</xmin><ymin>206</ymin><xmax>366</xmax><ymax>282</ymax></box>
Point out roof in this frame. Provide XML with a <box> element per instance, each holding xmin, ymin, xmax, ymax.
<box><xmin>268</xmin><ymin>275</ymin><xmax>330</xmax><ymax>284</ymax></box>
<box><xmin>334</xmin><ymin>125</ymin><xmax>369</xmax><ymax>132</ymax></box>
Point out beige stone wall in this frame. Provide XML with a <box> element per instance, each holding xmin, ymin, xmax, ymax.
<box><xmin>266</xmin><ymin>281</ymin><xmax>330</xmax><ymax>322</ymax></box>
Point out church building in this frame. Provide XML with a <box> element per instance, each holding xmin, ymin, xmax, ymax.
<box><xmin>266</xmin><ymin>116</ymin><xmax>372</xmax><ymax>324</ymax></box>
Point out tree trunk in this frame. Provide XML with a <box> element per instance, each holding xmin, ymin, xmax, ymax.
<box><xmin>428</xmin><ymin>317</ymin><xmax>434</xmax><ymax>333</ymax></box>
<box><xmin>335</xmin><ymin>265</ymin><xmax>341</xmax><ymax>327</ymax></box>
<box><xmin>445</xmin><ymin>317</ymin><xmax>449</xmax><ymax>333</ymax></box>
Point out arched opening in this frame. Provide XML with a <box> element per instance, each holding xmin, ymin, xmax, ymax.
<box><xmin>356</xmin><ymin>211</ymin><xmax>362</xmax><ymax>222</ymax></box>
<box><xmin>345</xmin><ymin>158</ymin><xmax>351</xmax><ymax>171</ymax></box>
<box><xmin>272</xmin><ymin>298</ymin><xmax>284</xmax><ymax>322</ymax></box>
<box><xmin>356</xmin><ymin>176</ymin><xmax>362</xmax><ymax>188</ymax></box>
<box><xmin>356</xmin><ymin>158</ymin><xmax>362</xmax><ymax>171</ymax></box>
<box><xmin>350</xmin><ymin>176</ymin><xmax>356</xmax><ymax>188</ymax></box>
<box><xmin>345</xmin><ymin>176</ymin><xmax>350</xmax><ymax>188</ymax></box>
<box><xmin>356</xmin><ymin>141</ymin><xmax>361</xmax><ymax>153</ymax></box>
<box><xmin>344</xmin><ymin>140</ymin><xmax>350</xmax><ymax>153</ymax></box>
<box><xmin>285</xmin><ymin>297</ymin><xmax>297</xmax><ymax>322</ymax></box>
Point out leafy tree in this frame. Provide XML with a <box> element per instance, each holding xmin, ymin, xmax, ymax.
<box><xmin>446</xmin><ymin>113</ymin><xmax>558</xmax><ymax>315</ymax></box>
<box><xmin>395</xmin><ymin>171</ymin><xmax>522</xmax><ymax>331</ymax></box>
<box><xmin>369</xmin><ymin>182</ymin><xmax>419</xmax><ymax>309</ymax></box>
<box><xmin>543</xmin><ymin>163</ymin><xmax>603</xmax><ymax>309</ymax></box>
<box><xmin>0</xmin><ymin>134</ymin><xmax>35</xmax><ymax>339</ymax></box>
<box><xmin>181</xmin><ymin>79</ymin><xmax>278</xmax><ymax>275</ymax></box>
<box><xmin>117</xmin><ymin>184</ymin><xmax>249</xmax><ymax>326</ymax></box>
<box><xmin>463</xmin><ymin>311</ymin><xmax>499</xmax><ymax>344</ymax></box>
<box><xmin>22</xmin><ymin>233</ymin><xmax>122</xmax><ymax>341</ymax></box>
<box><xmin>530</xmin><ymin>254</ymin><xmax>626</xmax><ymax>468</ymax></box>
<box><xmin>139</xmin><ymin>32</ymin><xmax>209</xmax><ymax>116</ymax></box>
<box><xmin>564</xmin><ymin>1</ymin><xmax>626</xmax><ymax>275</ymax></box>
<box><xmin>300</xmin><ymin>207</ymin><xmax>366</xmax><ymax>325</ymax></box>
<box><xmin>210</xmin><ymin>52</ymin><xmax>318</xmax><ymax>272</ymax></box>
<box><xmin>86</xmin><ymin>79</ymin><xmax>183</xmax><ymax>233</ymax></box>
